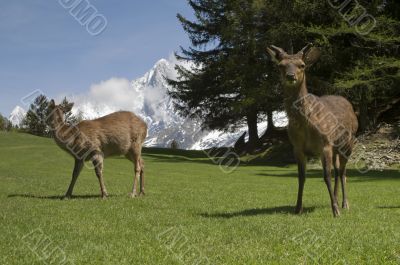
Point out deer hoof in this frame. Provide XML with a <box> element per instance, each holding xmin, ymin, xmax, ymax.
<box><xmin>295</xmin><ymin>206</ymin><xmax>303</xmax><ymax>215</ymax></box>
<box><xmin>62</xmin><ymin>195</ymin><xmax>72</xmax><ymax>200</ymax></box>
<box><xmin>342</xmin><ymin>202</ymin><xmax>350</xmax><ymax>210</ymax></box>
<box><xmin>333</xmin><ymin>206</ymin><xmax>341</xmax><ymax>217</ymax></box>
<box><xmin>129</xmin><ymin>193</ymin><xmax>138</xmax><ymax>198</ymax></box>
<box><xmin>139</xmin><ymin>191</ymin><xmax>145</xmax><ymax>197</ymax></box>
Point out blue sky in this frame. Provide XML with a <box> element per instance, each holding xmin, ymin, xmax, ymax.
<box><xmin>0</xmin><ymin>1</ymin><xmax>193</xmax><ymax>115</ymax></box>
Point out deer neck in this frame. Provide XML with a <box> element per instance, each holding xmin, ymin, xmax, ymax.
<box><xmin>52</xmin><ymin>113</ymin><xmax>74</xmax><ymax>149</ymax></box>
<box><xmin>283</xmin><ymin>76</ymin><xmax>311</xmax><ymax>122</ymax></box>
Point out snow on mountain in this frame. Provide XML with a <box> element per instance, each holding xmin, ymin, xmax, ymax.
<box><xmin>70</xmin><ymin>58</ymin><xmax>288</xmax><ymax>150</ymax></box>
<box><xmin>192</xmin><ymin>112</ymin><xmax>288</xmax><ymax>150</ymax></box>
<box><xmin>8</xmin><ymin>58</ymin><xmax>287</xmax><ymax>149</ymax></box>
<box><xmin>71</xmin><ymin>59</ymin><xmax>212</xmax><ymax>149</ymax></box>
<box><xmin>9</xmin><ymin>106</ymin><xmax>26</xmax><ymax>127</ymax></box>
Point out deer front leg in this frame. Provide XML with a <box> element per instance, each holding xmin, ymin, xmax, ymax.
<box><xmin>64</xmin><ymin>159</ymin><xmax>84</xmax><ymax>199</ymax></box>
<box><xmin>333</xmin><ymin>154</ymin><xmax>340</xmax><ymax>202</ymax></box>
<box><xmin>295</xmin><ymin>152</ymin><xmax>306</xmax><ymax>214</ymax></box>
<box><xmin>322</xmin><ymin>147</ymin><xmax>340</xmax><ymax>217</ymax></box>
<box><xmin>93</xmin><ymin>154</ymin><xmax>108</xmax><ymax>199</ymax></box>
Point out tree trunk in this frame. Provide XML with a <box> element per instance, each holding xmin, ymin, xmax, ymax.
<box><xmin>247</xmin><ymin>110</ymin><xmax>259</xmax><ymax>150</ymax></box>
<box><xmin>260</xmin><ymin>110</ymin><xmax>276</xmax><ymax>140</ymax></box>
<box><xmin>267</xmin><ymin>110</ymin><xmax>275</xmax><ymax>132</ymax></box>
<box><xmin>359</xmin><ymin>86</ymin><xmax>368</xmax><ymax>133</ymax></box>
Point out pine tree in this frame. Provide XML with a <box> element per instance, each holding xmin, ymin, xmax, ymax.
<box><xmin>169</xmin><ymin>0</ymin><xmax>282</xmax><ymax>149</ymax></box>
<box><xmin>264</xmin><ymin>0</ymin><xmax>400</xmax><ymax>132</ymax></box>
<box><xmin>23</xmin><ymin>96</ymin><xmax>78</xmax><ymax>136</ymax></box>
<box><xmin>23</xmin><ymin>95</ymin><xmax>50</xmax><ymax>137</ymax></box>
<box><xmin>0</xmin><ymin>114</ymin><xmax>9</xmax><ymax>131</ymax></box>
<box><xmin>319</xmin><ymin>1</ymin><xmax>399</xmax><ymax>131</ymax></box>
<box><xmin>59</xmin><ymin>97</ymin><xmax>76</xmax><ymax>125</ymax></box>
<box><xmin>172</xmin><ymin>0</ymin><xmax>400</xmax><ymax>147</ymax></box>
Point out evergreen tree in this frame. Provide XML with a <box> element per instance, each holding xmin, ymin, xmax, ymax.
<box><xmin>172</xmin><ymin>0</ymin><xmax>400</xmax><ymax>148</ymax></box>
<box><xmin>264</xmin><ymin>0</ymin><xmax>400</xmax><ymax>132</ymax></box>
<box><xmin>169</xmin><ymin>0</ymin><xmax>281</xmax><ymax>149</ymax></box>
<box><xmin>23</xmin><ymin>96</ymin><xmax>77</xmax><ymax>136</ymax></box>
<box><xmin>23</xmin><ymin>94</ymin><xmax>50</xmax><ymax>137</ymax></box>
<box><xmin>59</xmin><ymin>97</ymin><xmax>76</xmax><ymax>125</ymax></box>
<box><xmin>0</xmin><ymin>114</ymin><xmax>9</xmax><ymax>131</ymax></box>
<box><xmin>170</xmin><ymin>140</ymin><xmax>179</xmax><ymax>150</ymax></box>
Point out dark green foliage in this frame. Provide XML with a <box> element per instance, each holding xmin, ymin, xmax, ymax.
<box><xmin>265</xmin><ymin>0</ymin><xmax>400</xmax><ymax>131</ymax></box>
<box><xmin>169</xmin><ymin>0</ymin><xmax>282</xmax><ymax>147</ymax></box>
<box><xmin>22</xmin><ymin>94</ymin><xmax>50</xmax><ymax>137</ymax></box>
<box><xmin>0</xmin><ymin>114</ymin><xmax>11</xmax><ymax>131</ymax></box>
<box><xmin>59</xmin><ymin>97</ymin><xmax>76</xmax><ymax>125</ymax></box>
<box><xmin>22</xmin><ymin>95</ymin><xmax>77</xmax><ymax>137</ymax></box>
<box><xmin>170</xmin><ymin>140</ymin><xmax>179</xmax><ymax>150</ymax></box>
<box><xmin>172</xmin><ymin>0</ymin><xmax>400</xmax><ymax>141</ymax></box>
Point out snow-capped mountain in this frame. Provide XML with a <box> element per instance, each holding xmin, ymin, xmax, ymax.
<box><xmin>9</xmin><ymin>58</ymin><xmax>288</xmax><ymax>149</ymax></box>
<box><xmin>71</xmin><ymin>58</ymin><xmax>287</xmax><ymax>149</ymax></box>
<box><xmin>192</xmin><ymin>112</ymin><xmax>288</xmax><ymax>150</ymax></box>
<box><xmin>9</xmin><ymin>106</ymin><xmax>26</xmax><ymax>127</ymax></box>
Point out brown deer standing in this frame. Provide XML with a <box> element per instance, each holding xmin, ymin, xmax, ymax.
<box><xmin>48</xmin><ymin>100</ymin><xmax>147</xmax><ymax>199</ymax></box>
<box><xmin>267</xmin><ymin>44</ymin><xmax>358</xmax><ymax>217</ymax></box>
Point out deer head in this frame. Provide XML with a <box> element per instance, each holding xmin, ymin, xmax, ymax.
<box><xmin>267</xmin><ymin>43</ymin><xmax>321</xmax><ymax>88</ymax></box>
<box><xmin>47</xmin><ymin>99</ymin><xmax>65</xmax><ymax>130</ymax></box>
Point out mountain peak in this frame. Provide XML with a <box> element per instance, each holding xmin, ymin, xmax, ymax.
<box><xmin>143</xmin><ymin>58</ymin><xmax>176</xmax><ymax>87</ymax></box>
<box><xmin>11</xmin><ymin>105</ymin><xmax>25</xmax><ymax>113</ymax></box>
<box><xmin>155</xmin><ymin>58</ymin><xmax>169</xmax><ymax>66</ymax></box>
<box><xmin>9</xmin><ymin>106</ymin><xmax>26</xmax><ymax>126</ymax></box>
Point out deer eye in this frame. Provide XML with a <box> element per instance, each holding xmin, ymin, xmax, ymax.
<box><xmin>300</xmin><ymin>64</ymin><xmax>306</xmax><ymax>69</ymax></box>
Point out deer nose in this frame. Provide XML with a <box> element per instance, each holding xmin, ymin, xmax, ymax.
<box><xmin>286</xmin><ymin>73</ymin><xmax>297</xmax><ymax>81</ymax></box>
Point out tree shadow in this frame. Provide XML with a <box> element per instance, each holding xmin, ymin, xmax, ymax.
<box><xmin>7</xmin><ymin>194</ymin><xmax>112</xmax><ymax>200</ymax></box>
<box><xmin>256</xmin><ymin>170</ymin><xmax>320</xmax><ymax>179</ymax></box>
<box><xmin>143</xmin><ymin>147</ymin><xmax>210</xmax><ymax>159</ymax></box>
<box><xmin>143</xmin><ymin>153</ymin><xmax>217</xmax><ymax>165</ymax></box>
<box><xmin>376</xmin><ymin>206</ymin><xmax>400</xmax><ymax>209</ymax></box>
<box><xmin>348</xmin><ymin>169</ymin><xmax>400</xmax><ymax>182</ymax></box>
<box><xmin>199</xmin><ymin>205</ymin><xmax>316</xmax><ymax>219</ymax></box>
<box><xmin>256</xmin><ymin>168</ymin><xmax>400</xmax><ymax>181</ymax></box>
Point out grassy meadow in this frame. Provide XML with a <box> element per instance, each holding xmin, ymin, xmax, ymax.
<box><xmin>0</xmin><ymin>132</ymin><xmax>400</xmax><ymax>264</ymax></box>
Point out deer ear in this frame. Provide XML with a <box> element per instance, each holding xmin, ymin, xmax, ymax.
<box><xmin>303</xmin><ymin>47</ymin><xmax>321</xmax><ymax>67</ymax></box>
<box><xmin>267</xmin><ymin>47</ymin><xmax>280</xmax><ymax>64</ymax></box>
<box><xmin>64</xmin><ymin>103</ymin><xmax>74</xmax><ymax>113</ymax></box>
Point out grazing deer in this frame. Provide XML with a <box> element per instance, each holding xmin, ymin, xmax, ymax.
<box><xmin>267</xmin><ymin>44</ymin><xmax>358</xmax><ymax>217</ymax></box>
<box><xmin>48</xmin><ymin>100</ymin><xmax>147</xmax><ymax>199</ymax></box>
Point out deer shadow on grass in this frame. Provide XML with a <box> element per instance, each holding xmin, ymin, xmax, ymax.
<box><xmin>200</xmin><ymin>205</ymin><xmax>316</xmax><ymax>219</ymax></box>
<box><xmin>376</xmin><ymin>206</ymin><xmax>400</xmax><ymax>210</ymax></box>
<box><xmin>7</xmin><ymin>194</ymin><xmax>113</xmax><ymax>200</ymax></box>
<box><xmin>256</xmin><ymin>168</ymin><xmax>400</xmax><ymax>182</ymax></box>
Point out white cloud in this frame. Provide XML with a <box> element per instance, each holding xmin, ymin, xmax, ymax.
<box><xmin>68</xmin><ymin>77</ymin><xmax>145</xmax><ymax>119</ymax></box>
<box><xmin>51</xmin><ymin>57</ymin><xmax>286</xmax><ymax>150</ymax></box>
<box><xmin>89</xmin><ymin>77</ymin><xmax>143</xmax><ymax>111</ymax></box>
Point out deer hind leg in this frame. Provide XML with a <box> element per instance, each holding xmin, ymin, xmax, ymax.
<box><xmin>64</xmin><ymin>159</ymin><xmax>84</xmax><ymax>199</ymax></box>
<box><xmin>339</xmin><ymin>155</ymin><xmax>349</xmax><ymax>210</ymax></box>
<box><xmin>333</xmin><ymin>154</ymin><xmax>340</xmax><ymax>203</ymax></box>
<box><xmin>322</xmin><ymin>146</ymin><xmax>340</xmax><ymax>217</ymax></box>
<box><xmin>129</xmin><ymin>144</ymin><xmax>142</xmax><ymax>198</ymax></box>
<box><xmin>139</xmin><ymin>157</ymin><xmax>145</xmax><ymax>196</ymax></box>
<box><xmin>92</xmin><ymin>154</ymin><xmax>108</xmax><ymax>199</ymax></box>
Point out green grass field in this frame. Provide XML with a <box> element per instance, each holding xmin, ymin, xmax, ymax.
<box><xmin>1</xmin><ymin>132</ymin><xmax>400</xmax><ymax>264</ymax></box>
